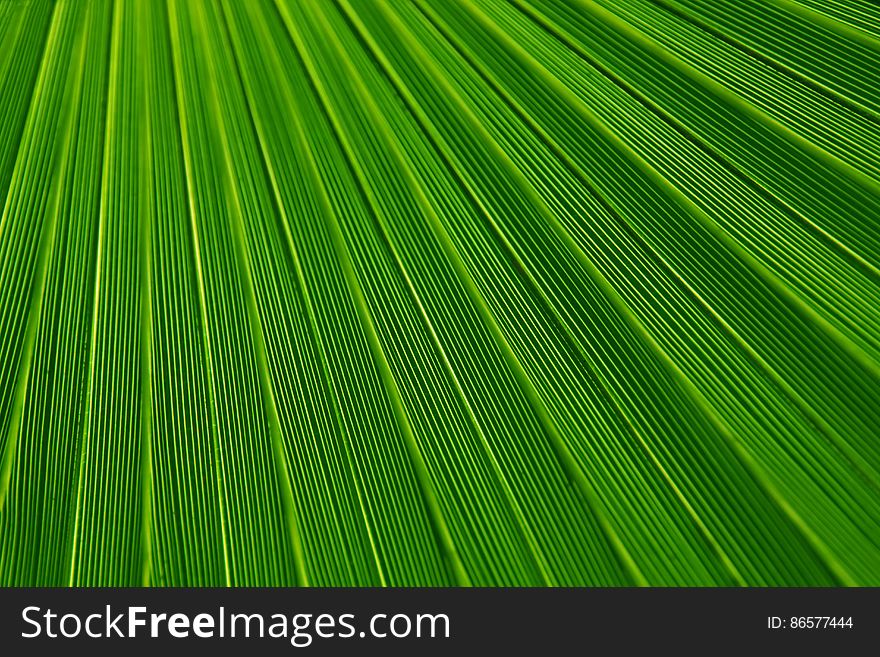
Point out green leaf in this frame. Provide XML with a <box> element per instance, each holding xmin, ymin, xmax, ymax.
<box><xmin>0</xmin><ymin>0</ymin><xmax>878</xmax><ymax>586</ymax></box>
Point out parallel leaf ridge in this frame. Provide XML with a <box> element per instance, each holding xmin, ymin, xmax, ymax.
<box><xmin>0</xmin><ymin>0</ymin><xmax>878</xmax><ymax>586</ymax></box>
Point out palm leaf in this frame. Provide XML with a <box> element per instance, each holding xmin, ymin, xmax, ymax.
<box><xmin>0</xmin><ymin>0</ymin><xmax>878</xmax><ymax>586</ymax></box>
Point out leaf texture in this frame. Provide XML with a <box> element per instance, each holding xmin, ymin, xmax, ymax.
<box><xmin>0</xmin><ymin>0</ymin><xmax>878</xmax><ymax>586</ymax></box>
